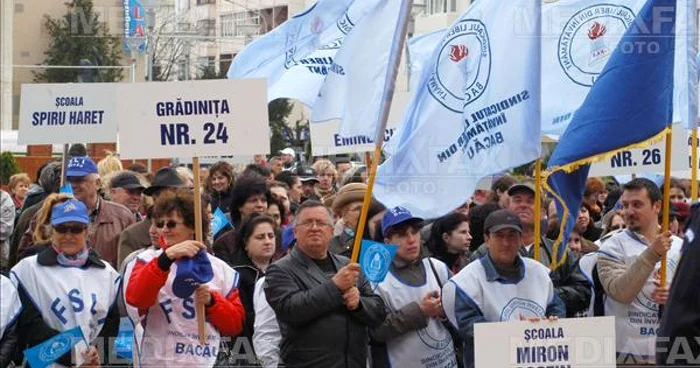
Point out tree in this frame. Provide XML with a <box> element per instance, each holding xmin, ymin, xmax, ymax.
<box><xmin>148</xmin><ymin>6</ymin><xmax>190</xmax><ymax>81</ymax></box>
<box><xmin>33</xmin><ymin>0</ymin><xmax>123</xmax><ymax>83</ymax></box>
<box><xmin>0</xmin><ymin>152</ymin><xmax>20</xmax><ymax>185</ymax></box>
<box><xmin>196</xmin><ymin>64</ymin><xmax>227</xmax><ymax>80</ymax></box>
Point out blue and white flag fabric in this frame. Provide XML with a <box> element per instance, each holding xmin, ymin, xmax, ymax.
<box><xmin>226</xmin><ymin>0</ymin><xmax>377</xmax><ymax>106</ymax></box>
<box><xmin>541</xmin><ymin>0</ymin><xmax>696</xmax><ymax>134</ymax></box>
<box><xmin>123</xmin><ymin>0</ymin><xmax>148</xmax><ymax>53</ymax></box>
<box><xmin>407</xmin><ymin>29</ymin><xmax>444</xmax><ymax>92</ymax></box>
<box><xmin>24</xmin><ymin>326</ymin><xmax>85</xmax><ymax>368</ymax></box>
<box><xmin>544</xmin><ymin>0</ymin><xmax>677</xmax><ymax>269</ymax></box>
<box><xmin>114</xmin><ymin>317</ymin><xmax>134</xmax><ymax>361</ymax></box>
<box><xmin>210</xmin><ymin>207</ymin><xmax>231</xmax><ymax>237</ymax></box>
<box><xmin>359</xmin><ymin>240</ymin><xmax>398</xmax><ymax>283</ymax></box>
<box><xmin>374</xmin><ymin>0</ymin><xmax>541</xmax><ymax>219</ymax></box>
<box><xmin>311</xmin><ymin>0</ymin><xmax>406</xmax><ymax>138</ymax></box>
<box><xmin>59</xmin><ymin>184</ymin><xmax>74</xmax><ymax>196</ymax></box>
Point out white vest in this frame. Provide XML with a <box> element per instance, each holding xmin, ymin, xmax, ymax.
<box><xmin>446</xmin><ymin>256</ymin><xmax>554</xmax><ymax>324</ymax></box>
<box><xmin>577</xmin><ymin>252</ymin><xmax>599</xmax><ymax>317</ymax></box>
<box><xmin>123</xmin><ymin>248</ymin><xmax>239</xmax><ymax>368</ymax></box>
<box><xmin>600</xmin><ymin>231</ymin><xmax>682</xmax><ymax>360</ymax></box>
<box><xmin>1</xmin><ymin>274</ymin><xmax>22</xmax><ymax>338</ymax></box>
<box><xmin>373</xmin><ymin>258</ymin><xmax>458</xmax><ymax>368</ymax></box>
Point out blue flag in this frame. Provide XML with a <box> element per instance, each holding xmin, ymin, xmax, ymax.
<box><xmin>407</xmin><ymin>29</ymin><xmax>444</xmax><ymax>92</ymax></box>
<box><xmin>210</xmin><ymin>208</ymin><xmax>231</xmax><ymax>237</ymax></box>
<box><xmin>311</xmin><ymin>0</ymin><xmax>407</xmax><ymax>138</ymax></box>
<box><xmin>226</xmin><ymin>0</ymin><xmax>378</xmax><ymax>106</ymax></box>
<box><xmin>59</xmin><ymin>184</ymin><xmax>73</xmax><ymax>196</ymax></box>
<box><xmin>24</xmin><ymin>326</ymin><xmax>85</xmax><ymax>368</ymax></box>
<box><xmin>541</xmin><ymin>0</ymin><xmax>696</xmax><ymax>134</ymax></box>
<box><xmin>544</xmin><ymin>0</ymin><xmax>677</xmax><ymax>269</ymax></box>
<box><xmin>114</xmin><ymin>317</ymin><xmax>134</xmax><ymax>361</ymax></box>
<box><xmin>359</xmin><ymin>240</ymin><xmax>397</xmax><ymax>283</ymax></box>
<box><xmin>374</xmin><ymin>0</ymin><xmax>542</xmax><ymax>219</ymax></box>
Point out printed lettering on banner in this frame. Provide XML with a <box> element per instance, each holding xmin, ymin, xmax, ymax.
<box><xmin>18</xmin><ymin>83</ymin><xmax>118</xmax><ymax>144</ymax></box>
<box><xmin>117</xmin><ymin>79</ymin><xmax>269</xmax><ymax>159</ymax></box>
<box><xmin>474</xmin><ymin>316</ymin><xmax>616</xmax><ymax>367</ymax></box>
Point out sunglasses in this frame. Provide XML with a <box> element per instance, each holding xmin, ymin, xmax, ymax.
<box><xmin>54</xmin><ymin>225</ymin><xmax>87</xmax><ymax>234</ymax></box>
<box><xmin>155</xmin><ymin>220</ymin><xmax>183</xmax><ymax>229</ymax></box>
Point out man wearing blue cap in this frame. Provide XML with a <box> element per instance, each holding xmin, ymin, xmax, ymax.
<box><xmin>64</xmin><ymin>156</ymin><xmax>134</xmax><ymax>267</ymax></box>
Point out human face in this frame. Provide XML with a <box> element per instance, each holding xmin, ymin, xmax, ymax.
<box><xmin>253</xmin><ymin>154</ymin><xmax>266</xmax><ymax>165</ymax></box>
<box><xmin>271</xmin><ymin>160</ymin><xmax>284</xmax><ymax>175</ymax></box>
<box><xmin>567</xmin><ymin>231</ymin><xmax>582</xmax><ymax>255</ymax></box>
<box><xmin>486</xmin><ymin>228</ymin><xmax>522</xmax><ymax>267</ymax></box>
<box><xmin>508</xmin><ymin>192</ymin><xmax>535</xmax><ymax>226</ymax></box>
<box><xmin>199</xmin><ymin>168</ymin><xmax>209</xmax><ymax>187</ymax></box>
<box><xmin>110</xmin><ymin>187</ymin><xmax>143</xmax><ymax>212</ymax></box>
<box><xmin>148</xmin><ymin>219</ymin><xmax>160</xmax><ymax>246</ymax></box>
<box><xmin>246</xmin><ymin>222</ymin><xmax>276</xmax><ymax>262</ymax></box>
<box><xmin>239</xmin><ymin>194</ymin><xmax>267</xmax><ymax>218</ymax></box>
<box><xmin>267</xmin><ymin>204</ymin><xmax>282</xmax><ymax>229</ymax></box>
<box><xmin>341</xmin><ymin>201</ymin><xmax>363</xmax><ymax>231</ymax></box>
<box><xmin>575</xmin><ymin>207</ymin><xmax>590</xmax><ymax>233</ymax></box>
<box><xmin>669</xmin><ymin>187</ymin><xmax>686</xmax><ymax>202</ymax></box>
<box><xmin>12</xmin><ymin>182</ymin><xmax>29</xmax><ymax>199</ymax></box>
<box><xmin>443</xmin><ymin>221</ymin><xmax>472</xmax><ymax>254</ymax></box>
<box><xmin>336</xmin><ymin>163</ymin><xmax>351</xmax><ymax>182</ymax></box>
<box><xmin>289</xmin><ymin>177</ymin><xmax>302</xmax><ymax>203</ymax></box>
<box><xmin>609</xmin><ymin>214</ymin><xmax>625</xmax><ymax>232</ymax></box>
<box><xmin>155</xmin><ymin>212</ymin><xmax>194</xmax><ymax>247</ymax></box>
<box><xmin>620</xmin><ymin>188</ymin><xmax>661</xmax><ymax>234</ymax></box>
<box><xmin>211</xmin><ymin>171</ymin><xmax>230</xmax><ymax>193</ymax></box>
<box><xmin>386</xmin><ymin>224</ymin><xmax>421</xmax><ymax>263</ymax></box>
<box><xmin>52</xmin><ymin>221</ymin><xmax>88</xmax><ymax>255</ymax></box>
<box><xmin>294</xmin><ymin>207</ymin><xmax>333</xmax><ymax>259</ymax></box>
<box><xmin>669</xmin><ymin>216</ymin><xmax>680</xmax><ymax>236</ymax></box>
<box><xmin>270</xmin><ymin>187</ymin><xmax>290</xmax><ymax>213</ymax></box>
<box><xmin>317</xmin><ymin>170</ymin><xmax>335</xmax><ymax>191</ymax></box>
<box><xmin>67</xmin><ymin>174</ymin><xmax>100</xmax><ymax>204</ymax></box>
<box><xmin>282</xmin><ymin>153</ymin><xmax>294</xmax><ymax>164</ymax></box>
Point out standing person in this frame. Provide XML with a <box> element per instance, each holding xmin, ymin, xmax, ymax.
<box><xmin>582</xmin><ymin>177</ymin><xmax>606</xmax><ymax>223</ymax></box>
<box><xmin>204</xmin><ymin>161</ymin><xmax>236</xmax><ymax>215</ymax></box>
<box><xmin>108</xmin><ymin>171</ymin><xmax>147</xmax><ymax>221</ymax></box>
<box><xmin>264</xmin><ymin>201</ymin><xmax>386</xmax><ymax>368</ymax></box>
<box><xmin>266</xmin><ymin>198</ymin><xmax>285</xmax><ymax>230</ymax></box>
<box><xmin>427</xmin><ymin>212</ymin><xmax>472</xmax><ymax>274</ymax></box>
<box><xmin>597</xmin><ymin>178</ymin><xmax>683</xmax><ymax>365</ymax></box>
<box><xmin>0</xmin><ymin>190</ymin><xmax>13</xmax><ymax>271</ymax></box>
<box><xmin>312</xmin><ymin>160</ymin><xmax>337</xmax><ymax>205</ymax></box>
<box><xmin>269</xmin><ymin>157</ymin><xmax>284</xmax><ymax>177</ymax></box>
<box><xmin>443</xmin><ymin>209</ymin><xmax>566</xmax><ymax>368</ymax></box>
<box><xmin>11</xmin><ymin>198</ymin><xmax>121</xmax><ymax>367</ymax></box>
<box><xmin>124</xmin><ymin>189</ymin><xmax>245</xmax><ymax>367</ymax></box>
<box><xmin>334</xmin><ymin>159</ymin><xmax>352</xmax><ymax>188</ymax></box>
<box><xmin>279</xmin><ymin>148</ymin><xmax>297</xmax><ymax>171</ymax></box>
<box><xmin>7</xmin><ymin>173</ymin><xmax>31</xmax><ymax>214</ymax></box>
<box><xmin>274</xmin><ymin>171</ymin><xmax>302</xmax><ymax>215</ymax></box>
<box><xmin>370</xmin><ymin>207</ymin><xmax>458</xmax><ymax>368</ymax></box>
<box><xmin>0</xmin><ymin>274</ymin><xmax>21</xmax><ymax>368</ymax></box>
<box><xmin>329</xmin><ymin>183</ymin><xmax>366</xmax><ymax>257</ymax></box>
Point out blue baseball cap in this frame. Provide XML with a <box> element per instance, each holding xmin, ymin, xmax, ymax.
<box><xmin>381</xmin><ymin>206</ymin><xmax>423</xmax><ymax>237</ymax></box>
<box><xmin>172</xmin><ymin>249</ymin><xmax>214</xmax><ymax>298</ymax></box>
<box><xmin>51</xmin><ymin>199</ymin><xmax>90</xmax><ymax>226</ymax></box>
<box><xmin>281</xmin><ymin>226</ymin><xmax>296</xmax><ymax>252</ymax></box>
<box><xmin>66</xmin><ymin>156</ymin><xmax>98</xmax><ymax>177</ymax></box>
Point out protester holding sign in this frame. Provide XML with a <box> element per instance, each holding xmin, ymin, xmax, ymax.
<box><xmin>597</xmin><ymin>178</ymin><xmax>683</xmax><ymax>365</ymax></box>
<box><xmin>443</xmin><ymin>209</ymin><xmax>566</xmax><ymax>368</ymax></box>
<box><xmin>11</xmin><ymin>197</ymin><xmax>120</xmax><ymax>367</ymax></box>
<box><xmin>369</xmin><ymin>207</ymin><xmax>458</xmax><ymax>368</ymax></box>
<box><xmin>124</xmin><ymin>189</ymin><xmax>245</xmax><ymax>367</ymax></box>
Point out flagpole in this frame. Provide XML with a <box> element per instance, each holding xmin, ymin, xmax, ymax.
<box><xmin>660</xmin><ymin>128</ymin><xmax>672</xmax><ymax>287</ymax></box>
<box><xmin>534</xmin><ymin>159</ymin><xmax>542</xmax><ymax>263</ymax></box>
<box><xmin>192</xmin><ymin>156</ymin><xmax>207</xmax><ymax>344</ymax></box>
<box><xmin>350</xmin><ymin>0</ymin><xmax>414</xmax><ymax>263</ymax></box>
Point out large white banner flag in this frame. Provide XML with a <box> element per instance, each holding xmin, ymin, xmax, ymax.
<box><xmin>542</xmin><ymin>0</ymin><xmax>697</xmax><ymax>134</ymax></box>
<box><xmin>226</xmin><ymin>0</ymin><xmax>377</xmax><ymax>106</ymax></box>
<box><xmin>374</xmin><ymin>0</ymin><xmax>541</xmax><ymax>219</ymax></box>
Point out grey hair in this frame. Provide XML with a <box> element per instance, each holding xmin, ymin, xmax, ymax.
<box><xmin>292</xmin><ymin>200</ymin><xmax>333</xmax><ymax>226</ymax></box>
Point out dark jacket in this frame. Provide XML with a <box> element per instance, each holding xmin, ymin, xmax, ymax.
<box><xmin>213</xmin><ymin>228</ymin><xmax>238</xmax><ymax>265</ymax></box>
<box><xmin>264</xmin><ymin>247</ymin><xmax>386</xmax><ymax>368</ymax></box>
<box><xmin>0</xmin><ymin>320</ymin><xmax>17</xmax><ymax>368</ymax></box>
<box><xmin>210</xmin><ymin>188</ymin><xmax>235</xmax><ymax>215</ymax></box>
<box><xmin>469</xmin><ymin>237</ymin><xmax>591</xmax><ymax>317</ymax></box>
<box><xmin>229</xmin><ymin>250</ymin><xmax>266</xmax><ymax>345</ymax></box>
<box><xmin>117</xmin><ymin>219</ymin><xmax>152</xmax><ymax>269</ymax></box>
<box><xmin>8</xmin><ymin>202</ymin><xmax>42</xmax><ymax>268</ymax></box>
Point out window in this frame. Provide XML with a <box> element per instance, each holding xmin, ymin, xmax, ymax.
<box><xmin>426</xmin><ymin>0</ymin><xmax>456</xmax><ymax>14</ymax></box>
<box><xmin>220</xmin><ymin>54</ymin><xmax>233</xmax><ymax>73</ymax></box>
<box><xmin>221</xmin><ymin>11</ymin><xmax>260</xmax><ymax>37</ymax></box>
<box><xmin>197</xmin><ymin>19</ymin><xmax>216</xmax><ymax>36</ymax></box>
<box><xmin>196</xmin><ymin>0</ymin><xmax>215</xmax><ymax>5</ymax></box>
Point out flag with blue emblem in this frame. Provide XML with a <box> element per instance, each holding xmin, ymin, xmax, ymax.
<box><xmin>310</xmin><ymin>0</ymin><xmax>407</xmax><ymax>138</ymax></box>
<box><xmin>359</xmin><ymin>240</ymin><xmax>398</xmax><ymax>283</ymax></box>
<box><xmin>541</xmin><ymin>0</ymin><xmax>696</xmax><ymax>134</ymax></box>
<box><xmin>226</xmin><ymin>0</ymin><xmax>378</xmax><ymax>106</ymax></box>
<box><xmin>373</xmin><ymin>0</ymin><xmax>541</xmax><ymax>219</ymax></box>
<box><xmin>24</xmin><ymin>326</ymin><xmax>85</xmax><ymax>368</ymax></box>
<box><xmin>59</xmin><ymin>184</ymin><xmax>73</xmax><ymax>196</ymax></box>
<box><xmin>210</xmin><ymin>208</ymin><xmax>231</xmax><ymax>238</ymax></box>
<box><xmin>544</xmin><ymin>0</ymin><xmax>677</xmax><ymax>269</ymax></box>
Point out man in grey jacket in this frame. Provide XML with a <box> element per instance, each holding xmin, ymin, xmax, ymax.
<box><xmin>264</xmin><ymin>200</ymin><xmax>386</xmax><ymax>368</ymax></box>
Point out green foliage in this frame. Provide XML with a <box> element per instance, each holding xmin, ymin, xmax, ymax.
<box><xmin>196</xmin><ymin>65</ymin><xmax>227</xmax><ymax>80</ymax></box>
<box><xmin>33</xmin><ymin>0</ymin><xmax>123</xmax><ymax>83</ymax></box>
<box><xmin>0</xmin><ymin>152</ymin><xmax>21</xmax><ymax>185</ymax></box>
<box><xmin>268</xmin><ymin>99</ymin><xmax>295</xmax><ymax>155</ymax></box>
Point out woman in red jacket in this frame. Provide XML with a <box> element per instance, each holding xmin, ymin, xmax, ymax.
<box><xmin>124</xmin><ymin>189</ymin><xmax>245</xmax><ymax>367</ymax></box>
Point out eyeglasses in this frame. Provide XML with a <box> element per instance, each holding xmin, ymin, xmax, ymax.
<box><xmin>155</xmin><ymin>220</ymin><xmax>184</xmax><ymax>229</ymax></box>
<box><xmin>54</xmin><ymin>225</ymin><xmax>87</xmax><ymax>234</ymax></box>
<box><xmin>297</xmin><ymin>219</ymin><xmax>332</xmax><ymax>229</ymax></box>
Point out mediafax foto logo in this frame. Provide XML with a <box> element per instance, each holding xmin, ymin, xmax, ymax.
<box><xmin>428</xmin><ymin>19</ymin><xmax>491</xmax><ymax>113</ymax></box>
<box><xmin>558</xmin><ymin>4</ymin><xmax>636</xmax><ymax>87</ymax></box>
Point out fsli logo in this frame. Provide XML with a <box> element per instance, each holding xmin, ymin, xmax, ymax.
<box><xmin>558</xmin><ymin>4</ymin><xmax>636</xmax><ymax>87</ymax></box>
<box><xmin>428</xmin><ymin>19</ymin><xmax>491</xmax><ymax>113</ymax></box>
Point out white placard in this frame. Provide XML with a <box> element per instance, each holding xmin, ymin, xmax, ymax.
<box><xmin>475</xmin><ymin>317</ymin><xmax>616</xmax><ymax>368</ymax></box>
<box><xmin>18</xmin><ymin>83</ymin><xmax>118</xmax><ymax>145</ymax></box>
<box><xmin>589</xmin><ymin>124</ymin><xmax>689</xmax><ymax>177</ymax></box>
<box><xmin>117</xmin><ymin>79</ymin><xmax>269</xmax><ymax>159</ymax></box>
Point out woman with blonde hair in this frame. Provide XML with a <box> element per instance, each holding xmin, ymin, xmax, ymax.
<box><xmin>311</xmin><ymin>159</ymin><xmax>337</xmax><ymax>204</ymax></box>
<box><xmin>97</xmin><ymin>151</ymin><xmax>123</xmax><ymax>178</ymax></box>
<box><xmin>7</xmin><ymin>173</ymin><xmax>31</xmax><ymax>212</ymax></box>
<box><xmin>16</xmin><ymin>193</ymin><xmax>74</xmax><ymax>261</ymax></box>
